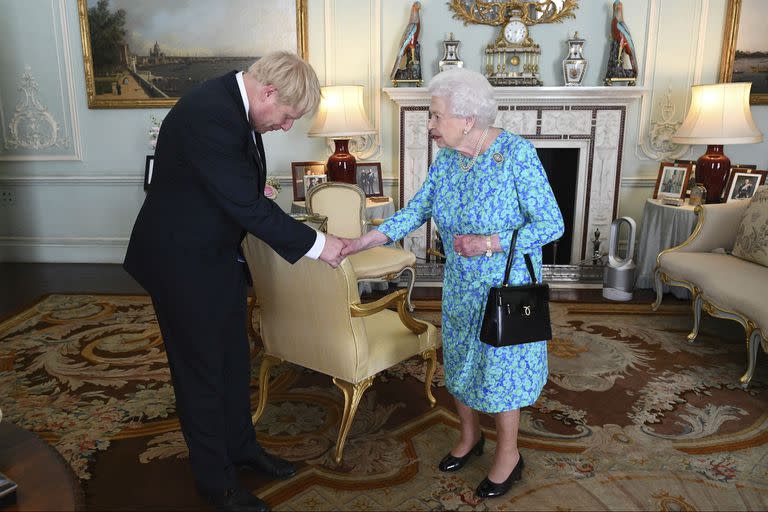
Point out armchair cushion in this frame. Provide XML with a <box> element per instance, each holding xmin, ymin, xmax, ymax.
<box><xmin>732</xmin><ymin>187</ymin><xmax>768</xmax><ymax>267</ymax></box>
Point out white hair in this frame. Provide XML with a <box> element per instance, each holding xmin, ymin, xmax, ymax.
<box><xmin>427</xmin><ymin>68</ymin><xmax>497</xmax><ymax>127</ymax></box>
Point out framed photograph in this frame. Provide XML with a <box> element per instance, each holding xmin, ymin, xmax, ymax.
<box><xmin>653</xmin><ymin>162</ymin><xmax>692</xmax><ymax>200</ymax></box>
<box><xmin>674</xmin><ymin>159</ymin><xmax>698</xmax><ymax>197</ymax></box>
<box><xmin>291</xmin><ymin>161</ymin><xmax>325</xmax><ymax>201</ymax></box>
<box><xmin>355</xmin><ymin>162</ymin><xmax>383</xmax><ymax>197</ymax></box>
<box><xmin>724</xmin><ymin>171</ymin><xmax>763</xmax><ymax>202</ymax></box>
<box><xmin>77</xmin><ymin>0</ymin><xmax>308</xmax><ymax>108</ymax></box>
<box><xmin>144</xmin><ymin>155</ymin><xmax>154</xmax><ymax>190</ymax></box>
<box><xmin>719</xmin><ymin>0</ymin><xmax>767</xmax><ymax>105</ymax></box>
<box><xmin>720</xmin><ymin>167</ymin><xmax>766</xmax><ymax>200</ymax></box>
<box><xmin>303</xmin><ymin>174</ymin><xmax>327</xmax><ymax>196</ymax></box>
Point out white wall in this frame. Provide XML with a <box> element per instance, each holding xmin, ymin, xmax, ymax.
<box><xmin>0</xmin><ymin>0</ymin><xmax>766</xmax><ymax>262</ymax></box>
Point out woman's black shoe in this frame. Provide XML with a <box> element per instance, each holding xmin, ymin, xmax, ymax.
<box><xmin>475</xmin><ymin>454</ymin><xmax>524</xmax><ymax>498</ymax></box>
<box><xmin>438</xmin><ymin>433</ymin><xmax>485</xmax><ymax>472</ymax></box>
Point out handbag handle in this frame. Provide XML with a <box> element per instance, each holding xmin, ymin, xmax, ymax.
<box><xmin>502</xmin><ymin>229</ymin><xmax>538</xmax><ymax>287</ymax></box>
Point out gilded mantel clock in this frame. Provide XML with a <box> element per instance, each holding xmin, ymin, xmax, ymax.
<box><xmin>449</xmin><ymin>0</ymin><xmax>580</xmax><ymax>86</ymax></box>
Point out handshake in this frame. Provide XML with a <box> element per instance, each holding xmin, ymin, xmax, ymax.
<box><xmin>318</xmin><ymin>230</ymin><xmax>389</xmax><ymax>268</ymax></box>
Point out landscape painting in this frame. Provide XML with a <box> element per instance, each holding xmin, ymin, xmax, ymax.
<box><xmin>78</xmin><ymin>0</ymin><xmax>307</xmax><ymax>108</ymax></box>
<box><xmin>720</xmin><ymin>0</ymin><xmax>767</xmax><ymax>104</ymax></box>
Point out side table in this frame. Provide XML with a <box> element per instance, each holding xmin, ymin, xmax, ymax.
<box><xmin>0</xmin><ymin>422</ymin><xmax>84</xmax><ymax>510</ymax></box>
<box><xmin>635</xmin><ymin>198</ymin><xmax>699</xmax><ymax>299</ymax></box>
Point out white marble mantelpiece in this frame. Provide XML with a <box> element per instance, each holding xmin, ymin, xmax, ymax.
<box><xmin>384</xmin><ymin>86</ymin><xmax>648</xmax><ymax>264</ymax></box>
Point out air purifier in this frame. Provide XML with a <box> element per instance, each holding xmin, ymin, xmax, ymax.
<box><xmin>602</xmin><ymin>216</ymin><xmax>637</xmax><ymax>301</ymax></box>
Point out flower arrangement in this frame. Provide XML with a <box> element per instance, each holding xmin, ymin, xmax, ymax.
<box><xmin>264</xmin><ymin>176</ymin><xmax>281</xmax><ymax>200</ymax></box>
<box><xmin>149</xmin><ymin>115</ymin><xmax>163</xmax><ymax>151</ymax></box>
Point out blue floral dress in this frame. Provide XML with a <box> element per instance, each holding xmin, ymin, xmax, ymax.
<box><xmin>378</xmin><ymin>131</ymin><xmax>564</xmax><ymax>413</ymax></box>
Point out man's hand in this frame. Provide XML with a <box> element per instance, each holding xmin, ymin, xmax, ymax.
<box><xmin>319</xmin><ymin>235</ymin><xmax>346</xmax><ymax>268</ymax></box>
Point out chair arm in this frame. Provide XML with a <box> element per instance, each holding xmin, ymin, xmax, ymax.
<box><xmin>369</xmin><ymin>218</ymin><xmax>385</xmax><ymax>226</ymax></box>
<box><xmin>350</xmin><ymin>289</ymin><xmax>428</xmax><ymax>334</ymax></box>
<box><xmin>667</xmin><ymin>202</ymin><xmax>748</xmax><ymax>255</ymax></box>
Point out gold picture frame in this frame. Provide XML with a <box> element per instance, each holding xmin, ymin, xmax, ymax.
<box><xmin>719</xmin><ymin>0</ymin><xmax>767</xmax><ymax>105</ymax></box>
<box><xmin>78</xmin><ymin>0</ymin><xmax>308</xmax><ymax>109</ymax></box>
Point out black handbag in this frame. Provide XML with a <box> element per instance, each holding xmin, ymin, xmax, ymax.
<box><xmin>479</xmin><ymin>229</ymin><xmax>552</xmax><ymax>346</ymax></box>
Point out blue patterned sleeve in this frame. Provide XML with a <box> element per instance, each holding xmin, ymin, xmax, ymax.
<box><xmin>377</xmin><ymin>151</ymin><xmax>444</xmax><ymax>242</ymax></box>
<box><xmin>499</xmin><ymin>138</ymin><xmax>564</xmax><ymax>254</ymax></box>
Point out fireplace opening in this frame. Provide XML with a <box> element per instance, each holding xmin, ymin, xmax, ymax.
<box><xmin>536</xmin><ymin>147</ymin><xmax>580</xmax><ymax>265</ymax></box>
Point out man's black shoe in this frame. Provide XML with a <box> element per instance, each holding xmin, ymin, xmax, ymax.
<box><xmin>205</xmin><ymin>487</ymin><xmax>270</xmax><ymax>512</ymax></box>
<box><xmin>235</xmin><ymin>449</ymin><xmax>296</xmax><ymax>479</ymax></box>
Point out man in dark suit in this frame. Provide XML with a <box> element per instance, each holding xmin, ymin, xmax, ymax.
<box><xmin>124</xmin><ymin>52</ymin><xmax>345</xmax><ymax>512</ymax></box>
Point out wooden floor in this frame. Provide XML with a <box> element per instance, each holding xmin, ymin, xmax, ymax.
<box><xmin>0</xmin><ymin>263</ymin><xmax>680</xmax><ymax>321</ymax></box>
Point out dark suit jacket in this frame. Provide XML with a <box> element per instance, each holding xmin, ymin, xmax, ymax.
<box><xmin>124</xmin><ymin>71</ymin><xmax>316</xmax><ymax>301</ymax></box>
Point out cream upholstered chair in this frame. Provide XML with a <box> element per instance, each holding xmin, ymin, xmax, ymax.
<box><xmin>305</xmin><ymin>182</ymin><xmax>417</xmax><ymax>310</ymax></box>
<box><xmin>242</xmin><ymin>234</ymin><xmax>439</xmax><ymax>463</ymax></box>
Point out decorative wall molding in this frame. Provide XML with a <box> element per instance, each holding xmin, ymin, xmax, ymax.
<box><xmin>636</xmin><ymin>0</ymin><xmax>709</xmax><ymax>161</ymax></box>
<box><xmin>0</xmin><ymin>236</ymin><xmax>128</xmax><ymax>263</ymax></box>
<box><xmin>0</xmin><ymin>175</ymin><xmax>142</xmax><ymax>186</ymax></box>
<box><xmin>384</xmin><ymin>87</ymin><xmax>647</xmax><ymax>263</ymax></box>
<box><xmin>0</xmin><ymin>0</ymin><xmax>81</xmax><ymax>161</ymax></box>
<box><xmin>4</xmin><ymin>68</ymin><xmax>69</xmax><ymax>151</ymax></box>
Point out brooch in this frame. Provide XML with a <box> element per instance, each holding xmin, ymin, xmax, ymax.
<box><xmin>492</xmin><ymin>152</ymin><xmax>504</xmax><ymax>163</ymax></box>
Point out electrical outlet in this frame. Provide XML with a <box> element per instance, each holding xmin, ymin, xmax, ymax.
<box><xmin>0</xmin><ymin>190</ymin><xmax>16</xmax><ymax>206</ymax></box>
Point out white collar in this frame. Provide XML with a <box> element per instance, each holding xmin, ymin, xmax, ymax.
<box><xmin>235</xmin><ymin>71</ymin><xmax>249</xmax><ymax>121</ymax></box>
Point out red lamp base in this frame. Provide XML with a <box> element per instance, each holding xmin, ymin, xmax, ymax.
<box><xmin>695</xmin><ymin>145</ymin><xmax>730</xmax><ymax>203</ymax></box>
<box><xmin>326</xmin><ymin>139</ymin><xmax>357</xmax><ymax>184</ymax></box>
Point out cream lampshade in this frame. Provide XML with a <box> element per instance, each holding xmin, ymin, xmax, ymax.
<box><xmin>671</xmin><ymin>82</ymin><xmax>763</xmax><ymax>202</ymax></box>
<box><xmin>308</xmin><ymin>85</ymin><xmax>375</xmax><ymax>183</ymax></box>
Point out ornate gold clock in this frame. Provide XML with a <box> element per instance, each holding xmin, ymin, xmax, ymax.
<box><xmin>449</xmin><ymin>0</ymin><xmax>580</xmax><ymax>86</ymax></box>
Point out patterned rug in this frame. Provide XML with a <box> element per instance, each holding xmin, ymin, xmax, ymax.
<box><xmin>0</xmin><ymin>294</ymin><xmax>766</xmax><ymax>511</ymax></box>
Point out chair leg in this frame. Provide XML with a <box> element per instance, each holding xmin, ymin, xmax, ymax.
<box><xmin>421</xmin><ymin>348</ymin><xmax>437</xmax><ymax>408</ymax></box>
<box><xmin>739</xmin><ymin>328</ymin><xmax>762</xmax><ymax>389</ymax></box>
<box><xmin>404</xmin><ymin>267</ymin><xmax>416</xmax><ymax>312</ymax></box>
<box><xmin>251</xmin><ymin>354</ymin><xmax>282</xmax><ymax>424</ymax></box>
<box><xmin>686</xmin><ymin>289</ymin><xmax>703</xmax><ymax>343</ymax></box>
<box><xmin>331</xmin><ymin>376</ymin><xmax>374</xmax><ymax>464</ymax></box>
<box><xmin>652</xmin><ymin>268</ymin><xmax>664</xmax><ymax>311</ymax></box>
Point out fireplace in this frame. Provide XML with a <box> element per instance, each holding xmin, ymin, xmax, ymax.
<box><xmin>383</xmin><ymin>87</ymin><xmax>644</xmax><ymax>281</ymax></box>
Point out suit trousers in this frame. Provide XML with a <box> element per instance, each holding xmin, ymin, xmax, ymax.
<box><xmin>151</xmin><ymin>265</ymin><xmax>258</xmax><ymax>493</ymax></box>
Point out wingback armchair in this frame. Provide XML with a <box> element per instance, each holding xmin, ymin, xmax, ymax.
<box><xmin>241</xmin><ymin>234</ymin><xmax>439</xmax><ymax>463</ymax></box>
<box><xmin>305</xmin><ymin>182</ymin><xmax>417</xmax><ymax>310</ymax></box>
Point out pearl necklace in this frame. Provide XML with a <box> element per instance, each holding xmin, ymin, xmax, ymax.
<box><xmin>458</xmin><ymin>127</ymin><xmax>489</xmax><ymax>172</ymax></box>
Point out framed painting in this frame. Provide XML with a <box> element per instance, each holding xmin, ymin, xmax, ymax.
<box><xmin>719</xmin><ymin>0</ymin><xmax>767</xmax><ymax>105</ymax></box>
<box><xmin>674</xmin><ymin>159</ymin><xmax>697</xmax><ymax>197</ymax></box>
<box><xmin>291</xmin><ymin>161</ymin><xmax>325</xmax><ymax>201</ymax></box>
<box><xmin>78</xmin><ymin>0</ymin><xmax>308</xmax><ymax>108</ymax></box>
<box><xmin>355</xmin><ymin>162</ymin><xmax>383</xmax><ymax>197</ymax></box>
<box><xmin>653</xmin><ymin>162</ymin><xmax>692</xmax><ymax>200</ymax></box>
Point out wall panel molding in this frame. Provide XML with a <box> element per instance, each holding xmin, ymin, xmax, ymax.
<box><xmin>0</xmin><ymin>0</ymin><xmax>81</xmax><ymax>161</ymax></box>
<box><xmin>0</xmin><ymin>236</ymin><xmax>127</xmax><ymax>263</ymax></box>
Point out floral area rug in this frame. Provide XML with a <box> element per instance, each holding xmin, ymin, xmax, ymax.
<box><xmin>0</xmin><ymin>294</ymin><xmax>766</xmax><ymax>511</ymax></box>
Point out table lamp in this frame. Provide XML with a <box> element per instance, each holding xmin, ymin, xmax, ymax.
<box><xmin>308</xmin><ymin>85</ymin><xmax>375</xmax><ymax>183</ymax></box>
<box><xmin>671</xmin><ymin>82</ymin><xmax>763</xmax><ymax>202</ymax></box>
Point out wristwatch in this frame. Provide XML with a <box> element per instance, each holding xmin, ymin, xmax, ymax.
<box><xmin>485</xmin><ymin>235</ymin><xmax>493</xmax><ymax>257</ymax></box>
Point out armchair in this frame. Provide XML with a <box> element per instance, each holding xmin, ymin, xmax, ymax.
<box><xmin>305</xmin><ymin>182</ymin><xmax>417</xmax><ymax>310</ymax></box>
<box><xmin>241</xmin><ymin>234</ymin><xmax>439</xmax><ymax>463</ymax></box>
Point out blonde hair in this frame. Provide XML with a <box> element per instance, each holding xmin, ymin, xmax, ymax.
<box><xmin>247</xmin><ymin>51</ymin><xmax>321</xmax><ymax>116</ymax></box>
<box><xmin>428</xmin><ymin>68</ymin><xmax>497</xmax><ymax>127</ymax></box>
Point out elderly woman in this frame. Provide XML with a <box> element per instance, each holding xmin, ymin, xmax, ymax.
<box><xmin>342</xmin><ymin>68</ymin><xmax>563</xmax><ymax>498</ymax></box>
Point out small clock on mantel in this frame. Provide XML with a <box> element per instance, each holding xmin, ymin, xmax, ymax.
<box><xmin>447</xmin><ymin>0</ymin><xmax>581</xmax><ymax>87</ymax></box>
<box><xmin>485</xmin><ymin>10</ymin><xmax>542</xmax><ymax>86</ymax></box>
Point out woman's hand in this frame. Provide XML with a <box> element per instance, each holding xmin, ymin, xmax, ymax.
<box><xmin>453</xmin><ymin>234</ymin><xmax>501</xmax><ymax>257</ymax></box>
<box><xmin>341</xmin><ymin>229</ymin><xmax>390</xmax><ymax>257</ymax></box>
